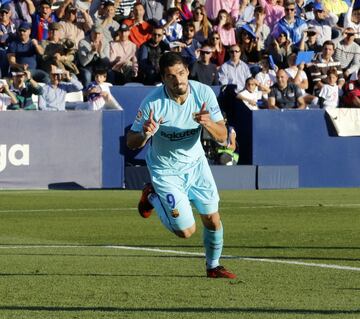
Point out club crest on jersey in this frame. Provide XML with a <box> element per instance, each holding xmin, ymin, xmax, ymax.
<box><xmin>171</xmin><ymin>209</ymin><xmax>180</xmax><ymax>218</ymax></box>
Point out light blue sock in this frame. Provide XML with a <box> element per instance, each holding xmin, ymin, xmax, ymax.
<box><xmin>148</xmin><ymin>193</ymin><xmax>175</xmax><ymax>233</ymax></box>
<box><xmin>203</xmin><ymin>223</ymin><xmax>223</xmax><ymax>269</ymax></box>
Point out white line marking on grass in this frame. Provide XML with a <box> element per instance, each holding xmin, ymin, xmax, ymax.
<box><xmin>2</xmin><ymin>244</ymin><xmax>357</xmax><ymax>272</ymax></box>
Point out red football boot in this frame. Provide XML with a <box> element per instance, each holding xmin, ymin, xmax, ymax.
<box><xmin>137</xmin><ymin>183</ymin><xmax>155</xmax><ymax>218</ymax></box>
<box><xmin>207</xmin><ymin>266</ymin><xmax>237</xmax><ymax>279</ymax></box>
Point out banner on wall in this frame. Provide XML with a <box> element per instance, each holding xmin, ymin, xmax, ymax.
<box><xmin>0</xmin><ymin>111</ymin><xmax>124</xmax><ymax>189</ymax></box>
<box><xmin>326</xmin><ymin>108</ymin><xmax>360</xmax><ymax>137</ymax></box>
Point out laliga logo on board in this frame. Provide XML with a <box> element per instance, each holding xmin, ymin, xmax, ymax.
<box><xmin>0</xmin><ymin>144</ymin><xmax>29</xmax><ymax>173</ymax></box>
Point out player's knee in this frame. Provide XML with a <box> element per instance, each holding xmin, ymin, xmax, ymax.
<box><xmin>175</xmin><ymin>224</ymin><xmax>196</xmax><ymax>239</ymax></box>
<box><xmin>201</xmin><ymin>212</ymin><xmax>221</xmax><ymax>230</ymax></box>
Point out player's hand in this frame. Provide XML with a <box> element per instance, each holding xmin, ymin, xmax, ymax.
<box><xmin>143</xmin><ymin>109</ymin><xmax>162</xmax><ymax>138</ymax></box>
<box><xmin>193</xmin><ymin>102</ymin><xmax>211</xmax><ymax>127</ymax></box>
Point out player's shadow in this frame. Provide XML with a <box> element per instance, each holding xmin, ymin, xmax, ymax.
<box><xmin>0</xmin><ymin>305</ymin><xmax>359</xmax><ymax>315</ymax></box>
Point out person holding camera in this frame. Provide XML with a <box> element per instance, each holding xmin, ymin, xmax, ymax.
<box><xmin>8</xmin><ymin>66</ymin><xmax>43</xmax><ymax>110</ymax></box>
<box><xmin>38</xmin><ymin>66</ymin><xmax>83</xmax><ymax>111</ymax></box>
<box><xmin>0</xmin><ymin>79</ymin><xmax>18</xmax><ymax>111</ymax></box>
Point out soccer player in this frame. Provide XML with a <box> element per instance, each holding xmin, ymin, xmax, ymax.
<box><xmin>126</xmin><ymin>52</ymin><xmax>236</xmax><ymax>279</ymax></box>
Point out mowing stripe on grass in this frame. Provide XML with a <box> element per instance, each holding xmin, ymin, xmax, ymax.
<box><xmin>0</xmin><ymin>244</ymin><xmax>359</xmax><ymax>272</ymax></box>
<box><xmin>1</xmin><ymin>202</ymin><xmax>360</xmax><ymax>213</ymax></box>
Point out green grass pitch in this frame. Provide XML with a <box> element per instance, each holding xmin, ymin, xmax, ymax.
<box><xmin>0</xmin><ymin>188</ymin><xmax>359</xmax><ymax>319</ymax></box>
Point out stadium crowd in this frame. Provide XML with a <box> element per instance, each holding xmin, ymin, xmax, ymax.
<box><xmin>1</xmin><ymin>0</ymin><xmax>360</xmax><ymax>111</ymax></box>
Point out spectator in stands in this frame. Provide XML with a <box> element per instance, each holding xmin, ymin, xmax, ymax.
<box><xmin>272</xmin><ymin>0</ymin><xmax>307</xmax><ymax>46</ymax></box>
<box><xmin>0</xmin><ymin>4</ymin><xmax>16</xmax><ymax>77</ymax></box>
<box><xmin>141</xmin><ymin>0</ymin><xmax>164</xmax><ymax>24</ymax></box>
<box><xmin>204</xmin><ymin>0</ymin><xmax>239</xmax><ymax>22</ymax></box>
<box><xmin>31</xmin><ymin>0</ymin><xmax>58</xmax><ymax>41</ymax></box>
<box><xmin>236</xmin><ymin>0</ymin><xmax>257</xmax><ymax>27</ymax></box>
<box><xmin>285</xmin><ymin>52</ymin><xmax>308</xmax><ymax>95</ymax></box>
<box><xmin>294</xmin><ymin>0</ymin><xmax>309</xmax><ymax>20</ymax></box>
<box><xmin>208</xmin><ymin>30</ymin><xmax>226</xmax><ymax>68</ymax></box>
<box><xmin>123</xmin><ymin>3</ymin><xmax>152</xmax><ymax>48</ymax></box>
<box><xmin>84</xmin><ymin>68</ymin><xmax>123</xmax><ymax>111</ymax></box>
<box><xmin>342</xmin><ymin>67</ymin><xmax>360</xmax><ymax>107</ymax></box>
<box><xmin>192</xmin><ymin>5</ymin><xmax>212</xmax><ymax>44</ymax></box>
<box><xmin>175</xmin><ymin>0</ymin><xmax>193</xmax><ymax>21</ymax></box>
<box><xmin>162</xmin><ymin>7</ymin><xmax>183</xmax><ymax>44</ymax></box>
<box><xmin>316</xmin><ymin>68</ymin><xmax>340</xmax><ymax>109</ymax></box>
<box><xmin>179</xmin><ymin>21</ymin><xmax>201</xmax><ymax>67</ymax></box>
<box><xmin>116</xmin><ymin>0</ymin><xmax>136</xmax><ymax>21</ymax></box>
<box><xmin>8</xmin><ymin>0</ymin><xmax>35</xmax><ymax>26</ymax></box>
<box><xmin>77</xmin><ymin>24</ymin><xmax>110</xmax><ymax>87</ymax></box>
<box><xmin>297</xmin><ymin>26</ymin><xmax>322</xmax><ymax>52</ymax></box>
<box><xmin>237</xmin><ymin>76</ymin><xmax>261</xmax><ymax>110</ymax></box>
<box><xmin>0</xmin><ymin>78</ymin><xmax>18</xmax><ymax>110</ymax></box>
<box><xmin>257</xmin><ymin>0</ymin><xmax>285</xmax><ymax>29</ymax></box>
<box><xmin>307</xmin><ymin>2</ymin><xmax>338</xmax><ymax>46</ymax></box>
<box><xmin>8</xmin><ymin>65</ymin><xmax>43</xmax><ymax>110</ymax></box>
<box><xmin>268</xmin><ymin>68</ymin><xmax>305</xmax><ymax>109</ymax></box>
<box><xmin>58</xmin><ymin>4</ymin><xmax>90</xmax><ymax>47</ymax></box>
<box><xmin>334</xmin><ymin>27</ymin><xmax>360</xmax><ymax>79</ymax></box>
<box><xmin>344</xmin><ymin>0</ymin><xmax>360</xmax><ymax>42</ymax></box>
<box><xmin>267</xmin><ymin>30</ymin><xmax>293</xmax><ymax>69</ymax></box>
<box><xmin>213</xmin><ymin>9</ymin><xmax>236</xmax><ymax>48</ymax></box>
<box><xmin>7</xmin><ymin>21</ymin><xmax>50</xmax><ymax>83</ymax></box>
<box><xmin>255</xmin><ymin>56</ymin><xmax>277</xmax><ymax>103</ymax></box>
<box><xmin>309</xmin><ymin>40</ymin><xmax>345</xmax><ymax>95</ymax></box>
<box><xmin>238</xmin><ymin>25</ymin><xmax>261</xmax><ymax>73</ymax></box>
<box><xmin>108</xmin><ymin>23</ymin><xmax>138</xmax><ymax>85</ymax></box>
<box><xmin>218</xmin><ymin>43</ymin><xmax>252</xmax><ymax>93</ymax></box>
<box><xmin>138</xmin><ymin>24</ymin><xmax>168</xmax><ymax>85</ymax></box>
<box><xmin>40</xmin><ymin>22</ymin><xmax>78</xmax><ymax>75</ymax></box>
<box><xmin>95</xmin><ymin>0</ymin><xmax>120</xmax><ymax>44</ymax></box>
<box><xmin>247</xmin><ymin>5</ymin><xmax>271</xmax><ymax>51</ymax></box>
<box><xmin>38</xmin><ymin>66</ymin><xmax>83</xmax><ymax>111</ymax></box>
<box><xmin>190</xmin><ymin>44</ymin><xmax>219</xmax><ymax>86</ymax></box>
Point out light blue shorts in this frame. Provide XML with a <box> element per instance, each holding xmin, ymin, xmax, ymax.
<box><xmin>150</xmin><ymin>156</ymin><xmax>219</xmax><ymax>231</ymax></box>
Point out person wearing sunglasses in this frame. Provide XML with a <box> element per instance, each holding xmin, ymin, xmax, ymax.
<box><xmin>192</xmin><ymin>5</ymin><xmax>212</xmax><ymax>44</ymax></box>
<box><xmin>218</xmin><ymin>43</ymin><xmax>252</xmax><ymax>93</ymax></box>
<box><xmin>208</xmin><ymin>31</ymin><xmax>226</xmax><ymax>68</ymax></box>
<box><xmin>190</xmin><ymin>44</ymin><xmax>219</xmax><ymax>86</ymax></box>
<box><xmin>307</xmin><ymin>2</ymin><xmax>338</xmax><ymax>46</ymax></box>
<box><xmin>334</xmin><ymin>27</ymin><xmax>360</xmax><ymax>79</ymax></box>
<box><xmin>138</xmin><ymin>24</ymin><xmax>168</xmax><ymax>85</ymax></box>
<box><xmin>272</xmin><ymin>0</ymin><xmax>307</xmax><ymax>46</ymax></box>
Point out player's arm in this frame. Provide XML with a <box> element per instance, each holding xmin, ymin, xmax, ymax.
<box><xmin>194</xmin><ymin>103</ymin><xmax>227</xmax><ymax>144</ymax></box>
<box><xmin>126</xmin><ymin>109</ymin><xmax>162</xmax><ymax>150</ymax></box>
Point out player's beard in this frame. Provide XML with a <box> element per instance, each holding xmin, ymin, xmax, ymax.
<box><xmin>172</xmin><ymin>83</ymin><xmax>188</xmax><ymax>96</ymax></box>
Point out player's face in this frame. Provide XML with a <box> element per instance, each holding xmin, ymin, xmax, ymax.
<box><xmin>162</xmin><ymin>63</ymin><xmax>189</xmax><ymax>96</ymax></box>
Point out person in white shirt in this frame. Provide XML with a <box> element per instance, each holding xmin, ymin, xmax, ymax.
<box><xmin>237</xmin><ymin>76</ymin><xmax>261</xmax><ymax>110</ymax></box>
<box><xmin>0</xmin><ymin>79</ymin><xmax>18</xmax><ymax>111</ymax></box>
<box><xmin>255</xmin><ymin>56</ymin><xmax>277</xmax><ymax>101</ymax></box>
<box><xmin>318</xmin><ymin>68</ymin><xmax>339</xmax><ymax>109</ymax></box>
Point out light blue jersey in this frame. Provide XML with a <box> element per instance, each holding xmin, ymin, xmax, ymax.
<box><xmin>131</xmin><ymin>80</ymin><xmax>223</xmax><ymax>175</ymax></box>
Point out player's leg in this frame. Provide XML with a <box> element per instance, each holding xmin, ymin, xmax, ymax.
<box><xmin>190</xmin><ymin>157</ymin><xmax>236</xmax><ymax>279</ymax></box>
<box><xmin>149</xmin><ymin>173</ymin><xmax>197</xmax><ymax>238</ymax></box>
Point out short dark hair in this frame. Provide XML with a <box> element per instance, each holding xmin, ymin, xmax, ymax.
<box><xmin>94</xmin><ymin>69</ymin><xmax>108</xmax><ymax>76</ymax></box>
<box><xmin>327</xmin><ymin>68</ymin><xmax>338</xmax><ymax>78</ymax></box>
<box><xmin>159</xmin><ymin>52</ymin><xmax>187</xmax><ymax>76</ymax></box>
<box><xmin>323</xmin><ymin>40</ymin><xmax>335</xmax><ymax>50</ymax></box>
